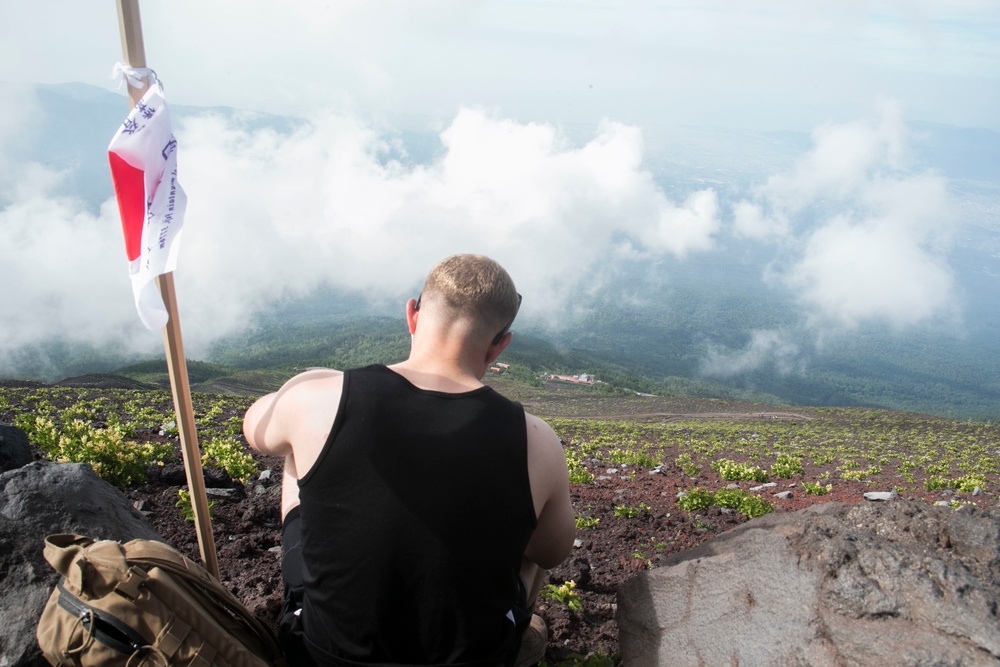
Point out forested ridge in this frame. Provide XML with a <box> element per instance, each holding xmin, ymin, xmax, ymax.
<box><xmin>78</xmin><ymin>311</ymin><xmax>996</xmax><ymax>422</ymax></box>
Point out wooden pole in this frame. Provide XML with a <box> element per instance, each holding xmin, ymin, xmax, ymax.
<box><xmin>115</xmin><ymin>0</ymin><xmax>219</xmax><ymax>579</ymax></box>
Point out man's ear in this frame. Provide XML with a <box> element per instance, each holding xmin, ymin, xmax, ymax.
<box><xmin>405</xmin><ymin>298</ymin><xmax>419</xmax><ymax>335</ymax></box>
<box><xmin>485</xmin><ymin>331</ymin><xmax>512</xmax><ymax>365</ymax></box>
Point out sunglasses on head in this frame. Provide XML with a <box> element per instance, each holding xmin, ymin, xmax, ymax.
<box><xmin>414</xmin><ymin>293</ymin><xmax>522</xmax><ymax>345</ymax></box>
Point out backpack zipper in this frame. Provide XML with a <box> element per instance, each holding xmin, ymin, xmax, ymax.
<box><xmin>56</xmin><ymin>581</ymin><xmax>149</xmax><ymax>657</ymax></box>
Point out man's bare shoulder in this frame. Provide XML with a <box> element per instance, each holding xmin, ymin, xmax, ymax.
<box><xmin>524</xmin><ymin>412</ymin><xmax>560</xmax><ymax>447</ymax></box>
<box><xmin>278</xmin><ymin>368</ymin><xmax>344</xmax><ymax>415</ymax></box>
<box><xmin>283</xmin><ymin>367</ymin><xmax>343</xmax><ymax>389</ymax></box>
<box><xmin>244</xmin><ymin>368</ymin><xmax>343</xmax><ymax>457</ymax></box>
<box><xmin>523</xmin><ymin>411</ymin><xmax>568</xmax><ymax>484</ymax></box>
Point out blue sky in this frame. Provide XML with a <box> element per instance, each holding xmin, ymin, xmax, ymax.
<box><xmin>0</xmin><ymin>1</ymin><xmax>997</xmax><ymax>374</ymax></box>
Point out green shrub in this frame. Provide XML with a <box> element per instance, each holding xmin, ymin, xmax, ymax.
<box><xmin>566</xmin><ymin>450</ymin><xmax>595</xmax><ymax>485</ymax></box>
<box><xmin>926</xmin><ymin>472</ymin><xmax>987</xmax><ymax>493</ymax></box>
<box><xmin>953</xmin><ymin>473</ymin><xmax>987</xmax><ymax>493</ymax></box>
<box><xmin>676</xmin><ymin>488</ymin><xmax>715</xmax><ymax>511</ymax></box>
<box><xmin>176</xmin><ymin>488</ymin><xmax>216</xmax><ymax>522</ymax></box>
<box><xmin>26</xmin><ymin>416</ymin><xmax>173</xmax><ymax>487</ymax></box>
<box><xmin>713</xmin><ymin>488</ymin><xmax>774</xmax><ymax>518</ymax></box>
<box><xmin>613</xmin><ymin>502</ymin><xmax>651</xmax><ymax>519</ymax></box>
<box><xmin>675</xmin><ymin>453</ymin><xmax>701</xmax><ymax>477</ymax></box>
<box><xmin>223</xmin><ymin>416</ymin><xmax>245</xmax><ymax>437</ymax></box>
<box><xmin>201</xmin><ymin>437</ymin><xmax>258</xmax><ymax>484</ymax></box>
<box><xmin>802</xmin><ymin>481</ymin><xmax>832</xmax><ymax>496</ymax></box>
<box><xmin>678</xmin><ymin>487</ymin><xmax>773</xmax><ymax>518</ymax></box>
<box><xmin>542</xmin><ymin>580</ymin><xmax>583</xmax><ymax>613</ymax></box>
<box><xmin>711</xmin><ymin>458</ymin><xmax>769</xmax><ymax>483</ymax></box>
<box><xmin>842</xmin><ymin>466</ymin><xmax>881</xmax><ymax>481</ymax></box>
<box><xmin>737</xmin><ymin>494</ymin><xmax>774</xmax><ymax>518</ymax></box>
<box><xmin>711</xmin><ymin>488</ymin><xmax>745</xmax><ymax>510</ymax></box>
<box><xmin>608</xmin><ymin>448</ymin><xmax>659</xmax><ymax>468</ymax></box>
<box><xmin>770</xmin><ymin>454</ymin><xmax>804</xmax><ymax>479</ymax></box>
<box><xmin>17</xmin><ymin>415</ymin><xmax>60</xmax><ymax>451</ymax></box>
<box><xmin>924</xmin><ymin>476</ymin><xmax>948</xmax><ymax>491</ymax></box>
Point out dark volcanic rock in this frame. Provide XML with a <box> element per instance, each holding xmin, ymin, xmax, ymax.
<box><xmin>0</xmin><ymin>423</ymin><xmax>32</xmax><ymax>472</ymax></box>
<box><xmin>0</xmin><ymin>462</ymin><xmax>164</xmax><ymax>667</ymax></box>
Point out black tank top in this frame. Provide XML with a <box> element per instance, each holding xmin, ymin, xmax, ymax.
<box><xmin>297</xmin><ymin>365</ymin><xmax>537</xmax><ymax>666</ymax></box>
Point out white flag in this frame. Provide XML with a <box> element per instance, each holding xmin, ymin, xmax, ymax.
<box><xmin>108</xmin><ymin>81</ymin><xmax>187</xmax><ymax>330</ymax></box>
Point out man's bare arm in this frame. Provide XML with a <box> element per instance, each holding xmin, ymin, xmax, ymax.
<box><xmin>244</xmin><ymin>391</ymin><xmax>286</xmax><ymax>457</ymax></box>
<box><xmin>523</xmin><ymin>413</ymin><xmax>576</xmax><ymax>570</ymax></box>
<box><xmin>243</xmin><ymin>369</ymin><xmax>343</xmax><ymax>464</ymax></box>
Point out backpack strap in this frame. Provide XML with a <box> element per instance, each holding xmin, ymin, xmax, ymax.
<box><xmin>120</xmin><ymin>539</ymin><xmax>217</xmax><ymax>589</ymax></box>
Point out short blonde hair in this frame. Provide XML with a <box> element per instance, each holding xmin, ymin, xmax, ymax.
<box><xmin>421</xmin><ymin>254</ymin><xmax>520</xmax><ymax>338</ymax></box>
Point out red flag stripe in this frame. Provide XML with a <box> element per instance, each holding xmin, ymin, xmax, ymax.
<box><xmin>108</xmin><ymin>150</ymin><xmax>146</xmax><ymax>263</ymax></box>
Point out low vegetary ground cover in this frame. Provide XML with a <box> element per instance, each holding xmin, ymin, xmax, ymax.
<box><xmin>2</xmin><ymin>380</ymin><xmax>998</xmax><ymax>665</ymax></box>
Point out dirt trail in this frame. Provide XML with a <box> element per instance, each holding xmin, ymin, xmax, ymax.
<box><xmin>578</xmin><ymin>411</ymin><xmax>813</xmax><ymax>422</ymax></box>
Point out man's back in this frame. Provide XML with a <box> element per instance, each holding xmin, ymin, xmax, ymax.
<box><xmin>298</xmin><ymin>365</ymin><xmax>537</xmax><ymax>665</ymax></box>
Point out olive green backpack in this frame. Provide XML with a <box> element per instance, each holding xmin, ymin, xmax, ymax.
<box><xmin>36</xmin><ymin>534</ymin><xmax>285</xmax><ymax>667</ymax></box>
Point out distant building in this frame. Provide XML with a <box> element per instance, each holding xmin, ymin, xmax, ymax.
<box><xmin>544</xmin><ymin>373</ymin><xmax>595</xmax><ymax>385</ymax></box>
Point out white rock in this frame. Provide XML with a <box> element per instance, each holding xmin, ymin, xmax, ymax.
<box><xmin>863</xmin><ymin>491</ymin><xmax>898</xmax><ymax>502</ymax></box>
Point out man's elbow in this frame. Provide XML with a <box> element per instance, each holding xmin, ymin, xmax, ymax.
<box><xmin>242</xmin><ymin>393</ymin><xmax>277</xmax><ymax>454</ymax></box>
<box><xmin>529</xmin><ymin>522</ymin><xmax>576</xmax><ymax>570</ymax></box>
<box><xmin>534</xmin><ymin>546</ymin><xmax>572</xmax><ymax>571</ymax></box>
<box><xmin>242</xmin><ymin>414</ymin><xmax>263</xmax><ymax>453</ymax></box>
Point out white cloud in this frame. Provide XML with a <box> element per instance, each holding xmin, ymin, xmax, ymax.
<box><xmin>789</xmin><ymin>211</ymin><xmax>955</xmax><ymax>328</ymax></box>
<box><xmin>0</xmin><ymin>106</ymin><xmax>718</xmax><ymax>363</ymax></box>
<box><xmin>732</xmin><ymin>200</ymin><xmax>788</xmax><ymax>240</ymax></box>
<box><xmin>701</xmin><ymin>329</ymin><xmax>804</xmax><ymax>378</ymax></box>
<box><xmin>756</xmin><ymin>100</ymin><xmax>908</xmax><ymax>215</ymax></box>
<box><xmin>735</xmin><ymin>102</ymin><xmax>957</xmax><ymax>328</ymax></box>
<box><xmin>641</xmin><ymin>190</ymin><xmax>720</xmax><ymax>258</ymax></box>
<box><xmin>0</xmin><ymin>174</ymin><xmax>144</xmax><ymax>352</ymax></box>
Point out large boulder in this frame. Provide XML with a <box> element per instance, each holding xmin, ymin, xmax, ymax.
<box><xmin>0</xmin><ymin>461</ymin><xmax>164</xmax><ymax>667</ymax></box>
<box><xmin>616</xmin><ymin>501</ymin><xmax>1000</xmax><ymax>666</ymax></box>
<box><xmin>0</xmin><ymin>424</ymin><xmax>32</xmax><ymax>473</ymax></box>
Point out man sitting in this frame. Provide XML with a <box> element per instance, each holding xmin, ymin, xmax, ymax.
<box><xmin>243</xmin><ymin>254</ymin><xmax>576</xmax><ymax>666</ymax></box>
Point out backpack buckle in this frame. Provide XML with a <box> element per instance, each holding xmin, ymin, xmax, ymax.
<box><xmin>114</xmin><ymin>566</ymin><xmax>149</xmax><ymax>600</ymax></box>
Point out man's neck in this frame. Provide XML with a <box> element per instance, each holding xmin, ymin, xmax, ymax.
<box><xmin>388</xmin><ymin>361</ymin><xmax>485</xmax><ymax>393</ymax></box>
<box><xmin>389</xmin><ymin>342</ymin><xmax>487</xmax><ymax>393</ymax></box>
